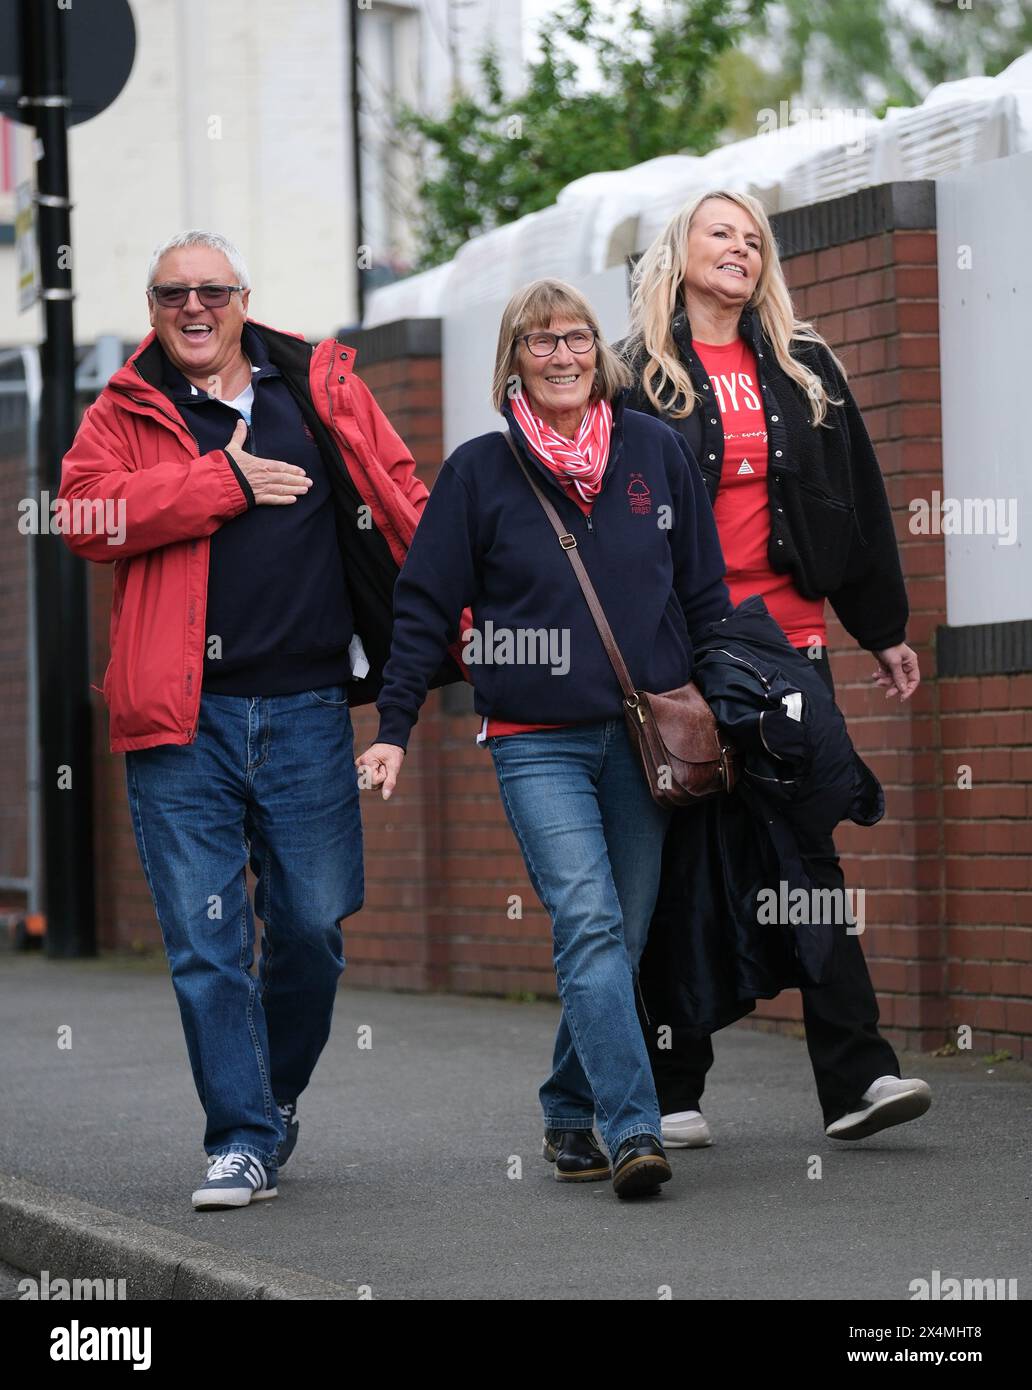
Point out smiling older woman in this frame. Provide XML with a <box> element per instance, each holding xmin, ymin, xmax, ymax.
<box><xmin>357</xmin><ymin>277</ymin><xmax>732</xmax><ymax>1198</ymax></box>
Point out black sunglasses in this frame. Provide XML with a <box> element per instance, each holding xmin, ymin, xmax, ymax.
<box><xmin>149</xmin><ymin>283</ymin><xmax>245</xmax><ymax>308</ymax></box>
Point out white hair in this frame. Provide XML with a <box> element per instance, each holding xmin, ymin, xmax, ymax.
<box><xmin>146</xmin><ymin>230</ymin><xmax>251</xmax><ymax>289</ymax></box>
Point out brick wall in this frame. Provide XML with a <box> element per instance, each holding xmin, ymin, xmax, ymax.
<box><xmin>939</xmin><ymin>674</ymin><xmax>1032</xmax><ymax>1050</ymax></box>
<box><xmin>89</xmin><ymin>562</ymin><xmax>158</xmax><ymax>951</ymax></box>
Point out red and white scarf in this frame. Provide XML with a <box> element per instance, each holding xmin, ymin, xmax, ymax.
<box><xmin>510</xmin><ymin>391</ymin><xmax>613</xmax><ymax>502</ymax></box>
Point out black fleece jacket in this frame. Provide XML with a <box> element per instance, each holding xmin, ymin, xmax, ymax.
<box><xmin>621</xmin><ymin>306</ymin><xmax>908</xmax><ymax>652</ymax></box>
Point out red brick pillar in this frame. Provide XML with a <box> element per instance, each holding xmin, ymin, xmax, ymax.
<box><xmin>938</xmin><ymin>669</ymin><xmax>1032</xmax><ymax>1057</ymax></box>
<box><xmin>325</xmin><ymin>324</ymin><xmax>445</xmax><ymax>991</ymax></box>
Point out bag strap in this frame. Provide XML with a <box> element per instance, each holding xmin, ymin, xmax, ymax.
<box><xmin>501</xmin><ymin>429</ymin><xmax>637</xmax><ymax>703</ymax></box>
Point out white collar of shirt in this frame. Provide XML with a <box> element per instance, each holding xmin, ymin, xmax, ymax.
<box><xmin>186</xmin><ymin>363</ymin><xmax>259</xmax><ymax>425</ymax></box>
<box><xmin>223</xmin><ymin>380</ymin><xmax>255</xmax><ymax>426</ymax></box>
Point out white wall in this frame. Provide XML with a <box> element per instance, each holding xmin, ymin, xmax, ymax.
<box><xmin>0</xmin><ymin>0</ymin><xmax>356</xmax><ymax>347</ymax></box>
<box><xmin>442</xmin><ymin>265</ymin><xmax>629</xmax><ymax>455</ymax></box>
<box><xmin>936</xmin><ymin>150</ymin><xmax>1032</xmax><ymax>625</ymax></box>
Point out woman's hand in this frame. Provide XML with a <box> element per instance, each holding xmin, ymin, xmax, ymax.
<box><xmin>355</xmin><ymin>742</ymin><xmax>406</xmax><ymax>800</ymax></box>
<box><xmin>871</xmin><ymin>643</ymin><xmax>921</xmax><ymax>701</ymax></box>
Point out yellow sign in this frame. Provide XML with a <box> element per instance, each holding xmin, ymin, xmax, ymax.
<box><xmin>15</xmin><ymin>181</ymin><xmax>38</xmax><ymax>312</ymax></box>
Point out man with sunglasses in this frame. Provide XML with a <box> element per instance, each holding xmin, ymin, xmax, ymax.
<box><xmin>59</xmin><ymin>230</ymin><xmax>462</xmax><ymax>1210</ymax></box>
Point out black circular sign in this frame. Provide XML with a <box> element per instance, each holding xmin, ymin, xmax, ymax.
<box><xmin>0</xmin><ymin>0</ymin><xmax>136</xmax><ymax>127</ymax></box>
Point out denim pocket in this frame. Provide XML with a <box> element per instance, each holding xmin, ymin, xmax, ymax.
<box><xmin>307</xmin><ymin>686</ymin><xmax>348</xmax><ymax>706</ymax></box>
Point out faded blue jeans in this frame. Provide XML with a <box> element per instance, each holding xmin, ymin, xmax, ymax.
<box><xmin>488</xmin><ymin>719</ymin><xmax>671</xmax><ymax>1155</ymax></box>
<box><xmin>125</xmin><ymin>685</ymin><xmax>363</xmax><ymax>1168</ymax></box>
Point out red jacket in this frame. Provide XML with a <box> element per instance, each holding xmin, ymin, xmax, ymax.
<box><xmin>60</xmin><ymin>319</ymin><xmax>465</xmax><ymax>752</ymax></box>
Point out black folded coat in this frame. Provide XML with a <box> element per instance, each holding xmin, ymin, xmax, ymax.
<box><xmin>638</xmin><ymin>596</ymin><xmax>884</xmax><ymax>1038</ymax></box>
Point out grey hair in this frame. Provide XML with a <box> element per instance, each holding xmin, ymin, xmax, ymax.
<box><xmin>146</xmin><ymin>230</ymin><xmax>251</xmax><ymax>288</ymax></box>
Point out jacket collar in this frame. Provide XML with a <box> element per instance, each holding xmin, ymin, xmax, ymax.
<box><xmin>99</xmin><ymin>320</ymin><xmax>320</xmax><ymax>454</ymax></box>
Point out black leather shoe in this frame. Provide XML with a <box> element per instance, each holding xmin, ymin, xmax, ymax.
<box><xmin>612</xmin><ymin>1134</ymin><xmax>672</xmax><ymax>1198</ymax></box>
<box><xmin>542</xmin><ymin>1128</ymin><xmax>611</xmax><ymax>1182</ymax></box>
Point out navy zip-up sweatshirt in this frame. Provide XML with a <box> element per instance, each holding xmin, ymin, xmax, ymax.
<box><xmin>375</xmin><ymin>393</ymin><xmax>732</xmax><ymax>751</ymax></box>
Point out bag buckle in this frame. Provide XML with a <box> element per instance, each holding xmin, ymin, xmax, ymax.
<box><xmin>559</xmin><ymin>533</ymin><xmax>577</xmax><ymax>550</ymax></box>
<box><xmin>719</xmin><ymin>744</ymin><xmax>735</xmax><ymax>792</ymax></box>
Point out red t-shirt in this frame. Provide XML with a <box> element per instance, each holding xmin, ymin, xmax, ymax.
<box><xmin>693</xmin><ymin>336</ymin><xmax>827</xmax><ymax>651</ymax></box>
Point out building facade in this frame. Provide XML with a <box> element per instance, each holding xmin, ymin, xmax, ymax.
<box><xmin>0</xmin><ymin>0</ymin><xmax>521</xmax><ymax>345</ymax></box>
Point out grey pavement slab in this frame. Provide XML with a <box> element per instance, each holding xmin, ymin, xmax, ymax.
<box><xmin>0</xmin><ymin>955</ymin><xmax>1029</xmax><ymax>1301</ymax></box>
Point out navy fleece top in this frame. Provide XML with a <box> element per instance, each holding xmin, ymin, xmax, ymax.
<box><xmin>375</xmin><ymin>394</ymin><xmax>731</xmax><ymax>750</ymax></box>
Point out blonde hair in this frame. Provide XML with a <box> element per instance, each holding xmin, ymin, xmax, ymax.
<box><xmin>626</xmin><ymin>189</ymin><xmax>843</xmax><ymax>426</ymax></box>
<box><xmin>491</xmin><ymin>277</ymin><xmax>630</xmax><ymax>412</ymax></box>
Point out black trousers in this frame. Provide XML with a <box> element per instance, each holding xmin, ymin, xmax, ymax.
<box><xmin>647</xmin><ymin>647</ymin><xmax>901</xmax><ymax>1127</ymax></box>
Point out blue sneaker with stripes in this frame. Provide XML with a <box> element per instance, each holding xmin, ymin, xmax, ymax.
<box><xmin>191</xmin><ymin>1152</ymin><xmax>278</xmax><ymax>1210</ymax></box>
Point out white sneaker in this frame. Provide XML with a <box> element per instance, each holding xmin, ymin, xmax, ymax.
<box><xmin>191</xmin><ymin>1152</ymin><xmax>278</xmax><ymax>1210</ymax></box>
<box><xmin>825</xmin><ymin>1076</ymin><xmax>931</xmax><ymax>1141</ymax></box>
<box><xmin>660</xmin><ymin>1110</ymin><xmax>713</xmax><ymax>1148</ymax></box>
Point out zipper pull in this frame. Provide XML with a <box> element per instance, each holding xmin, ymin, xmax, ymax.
<box><xmin>585</xmin><ymin>513</ymin><xmax>593</xmax><ymax>532</ymax></box>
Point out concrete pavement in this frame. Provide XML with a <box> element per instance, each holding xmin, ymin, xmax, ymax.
<box><xmin>1</xmin><ymin>955</ymin><xmax>1029</xmax><ymax>1300</ymax></box>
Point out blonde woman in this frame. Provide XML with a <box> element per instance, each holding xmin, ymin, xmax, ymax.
<box><xmin>622</xmin><ymin>190</ymin><xmax>931</xmax><ymax>1147</ymax></box>
<box><xmin>358</xmin><ymin>278</ymin><xmax>732</xmax><ymax>1198</ymax></box>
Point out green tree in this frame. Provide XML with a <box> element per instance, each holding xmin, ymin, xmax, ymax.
<box><xmin>399</xmin><ymin>0</ymin><xmax>767</xmax><ymax>269</ymax></box>
<box><xmin>756</xmin><ymin>0</ymin><xmax>1032</xmax><ymax>112</ymax></box>
<box><xmin>400</xmin><ymin>0</ymin><xmax>1032</xmax><ymax>269</ymax></box>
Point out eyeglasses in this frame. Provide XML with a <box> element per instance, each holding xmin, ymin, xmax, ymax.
<box><xmin>519</xmin><ymin>329</ymin><xmax>596</xmax><ymax>357</ymax></box>
<box><xmin>148</xmin><ymin>283</ymin><xmax>245</xmax><ymax>308</ymax></box>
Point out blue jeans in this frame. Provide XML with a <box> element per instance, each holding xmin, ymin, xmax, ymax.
<box><xmin>125</xmin><ymin>685</ymin><xmax>363</xmax><ymax>1167</ymax></box>
<box><xmin>488</xmin><ymin>719</ymin><xmax>671</xmax><ymax>1155</ymax></box>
